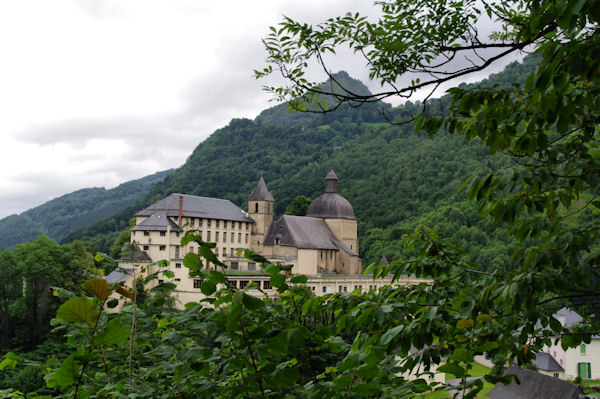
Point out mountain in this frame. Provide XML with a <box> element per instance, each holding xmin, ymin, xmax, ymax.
<box><xmin>0</xmin><ymin>170</ymin><xmax>171</xmax><ymax>250</ymax></box>
<box><xmin>62</xmin><ymin>57</ymin><xmax>540</xmax><ymax>269</ymax></box>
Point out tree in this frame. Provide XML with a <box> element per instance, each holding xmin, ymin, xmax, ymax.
<box><xmin>254</xmin><ymin>0</ymin><xmax>600</xmax><ymax>395</ymax></box>
<box><xmin>285</xmin><ymin>195</ymin><xmax>312</xmax><ymax>216</ymax></box>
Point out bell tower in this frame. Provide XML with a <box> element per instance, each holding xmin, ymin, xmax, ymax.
<box><xmin>248</xmin><ymin>175</ymin><xmax>274</xmax><ymax>252</ymax></box>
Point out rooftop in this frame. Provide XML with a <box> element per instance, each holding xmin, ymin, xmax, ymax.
<box><xmin>135</xmin><ymin>193</ymin><xmax>253</xmax><ymax>223</ymax></box>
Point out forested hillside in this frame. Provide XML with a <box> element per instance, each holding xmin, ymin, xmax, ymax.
<box><xmin>0</xmin><ymin>170</ymin><xmax>171</xmax><ymax>250</ymax></box>
<box><xmin>64</xmin><ymin>58</ymin><xmax>539</xmax><ymax>269</ymax></box>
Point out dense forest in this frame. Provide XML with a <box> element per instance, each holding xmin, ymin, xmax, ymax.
<box><xmin>0</xmin><ymin>170</ymin><xmax>171</xmax><ymax>250</ymax></box>
<box><xmin>61</xmin><ymin>57</ymin><xmax>542</xmax><ymax>270</ymax></box>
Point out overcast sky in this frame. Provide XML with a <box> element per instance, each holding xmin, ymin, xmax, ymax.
<box><xmin>0</xmin><ymin>0</ymin><xmax>520</xmax><ymax>219</ymax></box>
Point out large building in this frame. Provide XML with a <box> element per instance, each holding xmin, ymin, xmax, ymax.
<box><xmin>108</xmin><ymin>171</ymin><xmax>423</xmax><ymax>306</ymax></box>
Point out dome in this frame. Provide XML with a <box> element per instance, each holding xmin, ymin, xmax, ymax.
<box><xmin>307</xmin><ymin>192</ymin><xmax>355</xmax><ymax>219</ymax></box>
<box><xmin>306</xmin><ymin>170</ymin><xmax>355</xmax><ymax>219</ymax></box>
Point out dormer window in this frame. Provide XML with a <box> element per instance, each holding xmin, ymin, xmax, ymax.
<box><xmin>144</xmin><ymin>231</ymin><xmax>149</xmax><ymax>236</ymax></box>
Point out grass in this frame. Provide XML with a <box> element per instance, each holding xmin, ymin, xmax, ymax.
<box><xmin>580</xmin><ymin>380</ymin><xmax>600</xmax><ymax>387</ymax></box>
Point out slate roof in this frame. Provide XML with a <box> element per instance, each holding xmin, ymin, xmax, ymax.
<box><xmin>487</xmin><ymin>366</ymin><xmax>584</xmax><ymax>399</ymax></box>
<box><xmin>118</xmin><ymin>241</ymin><xmax>152</xmax><ymax>262</ymax></box>
<box><xmin>307</xmin><ymin>193</ymin><xmax>356</xmax><ymax>219</ymax></box>
<box><xmin>534</xmin><ymin>307</ymin><xmax>598</xmax><ymax>338</ymax></box>
<box><xmin>534</xmin><ymin>352</ymin><xmax>564</xmax><ymax>372</ymax></box>
<box><xmin>326</xmin><ymin>170</ymin><xmax>338</xmax><ymax>180</ymax></box>
<box><xmin>263</xmin><ymin>215</ymin><xmax>358</xmax><ymax>256</ymax></box>
<box><xmin>135</xmin><ymin>193</ymin><xmax>253</xmax><ymax>223</ymax></box>
<box><xmin>248</xmin><ymin>176</ymin><xmax>274</xmax><ymax>201</ymax></box>
<box><xmin>105</xmin><ymin>268</ymin><xmax>135</xmax><ymax>284</ymax></box>
<box><xmin>131</xmin><ymin>210</ymin><xmax>183</xmax><ymax>231</ymax></box>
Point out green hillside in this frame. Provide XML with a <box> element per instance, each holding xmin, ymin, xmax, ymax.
<box><xmin>0</xmin><ymin>170</ymin><xmax>171</xmax><ymax>250</ymax></box>
<box><xmin>63</xmin><ymin>58</ymin><xmax>540</xmax><ymax>269</ymax></box>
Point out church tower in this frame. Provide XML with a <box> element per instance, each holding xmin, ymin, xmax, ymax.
<box><xmin>248</xmin><ymin>175</ymin><xmax>274</xmax><ymax>252</ymax></box>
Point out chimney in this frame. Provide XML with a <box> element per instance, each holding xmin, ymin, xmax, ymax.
<box><xmin>178</xmin><ymin>195</ymin><xmax>183</xmax><ymax>226</ymax></box>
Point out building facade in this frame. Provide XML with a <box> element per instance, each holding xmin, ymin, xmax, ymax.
<box><xmin>109</xmin><ymin>171</ymin><xmax>424</xmax><ymax>306</ymax></box>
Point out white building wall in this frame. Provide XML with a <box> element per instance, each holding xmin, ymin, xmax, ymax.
<box><xmin>563</xmin><ymin>339</ymin><xmax>600</xmax><ymax>380</ymax></box>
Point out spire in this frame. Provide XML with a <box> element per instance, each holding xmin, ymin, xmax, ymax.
<box><xmin>249</xmin><ymin>175</ymin><xmax>274</xmax><ymax>201</ymax></box>
<box><xmin>325</xmin><ymin>170</ymin><xmax>339</xmax><ymax>193</ymax></box>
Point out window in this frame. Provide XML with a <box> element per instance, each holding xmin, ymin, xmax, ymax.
<box><xmin>227</xmin><ymin>280</ymin><xmax>237</xmax><ymax>289</ymax></box>
<box><xmin>216</xmin><ymin>220</ymin><xmax>219</xmax><ymax>228</ymax></box>
<box><xmin>581</xmin><ymin>344</ymin><xmax>587</xmax><ymax>353</ymax></box>
<box><xmin>311</xmin><ymin>286</ymin><xmax>315</xmax><ymax>291</ymax></box>
<box><xmin>143</xmin><ymin>245</ymin><xmax>149</xmax><ymax>251</ymax></box>
<box><xmin>216</xmin><ymin>232</ymin><xmax>219</xmax><ymax>242</ymax></box>
<box><xmin>254</xmin><ymin>203</ymin><xmax>258</xmax><ymax>212</ymax></box>
<box><xmin>160</xmin><ymin>231</ymin><xmax>166</xmax><ymax>236</ymax></box>
<box><xmin>239</xmin><ymin>222</ymin><xmax>242</xmax><ymax>229</ymax></box>
<box><xmin>190</xmin><ymin>218</ymin><xmax>195</xmax><ymax>227</ymax></box>
<box><xmin>245</xmin><ymin>234</ymin><xmax>248</xmax><ymax>243</ymax></box>
<box><xmin>320</xmin><ymin>251</ymin><xmax>323</xmax><ymax>260</ymax></box>
<box><xmin>175</xmin><ymin>231</ymin><xmax>180</xmax><ymax>237</ymax></box>
<box><xmin>223</xmin><ymin>233</ymin><xmax>226</xmax><ymax>242</ymax></box>
<box><xmin>175</xmin><ymin>263</ymin><xmax>181</xmax><ymax>268</ymax></box>
<box><xmin>330</xmin><ymin>251</ymin><xmax>333</xmax><ymax>260</ymax></box>
<box><xmin>144</xmin><ymin>231</ymin><xmax>149</xmax><ymax>236</ymax></box>
<box><xmin>207</xmin><ymin>219</ymin><xmax>211</xmax><ymax>227</ymax></box>
<box><xmin>199</xmin><ymin>219</ymin><xmax>203</xmax><ymax>227</ymax></box>
<box><xmin>248</xmin><ymin>262</ymin><xmax>256</xmax><ymax>271</ymax></box>
<box><xmin>159</xmin><ymin>245</ymin><xmax>166</xmax><ymax>251</ymax></box>
<box><xmin>174</xmin><ymin>246</ymin><xmax>180</xmax><ymax>258</ymax></box>
<box><xmin>263</xmin><ymin>281</ymin><xmax>271</xmax><ymax>290</ymax></box>
<box><xmin>193</xmin><ymin>279</ymin><xmax>202</xmax><ymax>289</ymax></box>
<box><xmin>322</xmin><ymin>286</ymin><xmax>327</xmax><ymax>293</ymax></box>
<box><xmin>224</xmin><ymin>221</ymin><xmax>227</xmax><ymax>228</ymax></box>
<box><xmin>231</xmin><ymin>248</ymin><xmax>235</xmax><ymax>257</ymax></box>
<box><xmin>206</xmin><ymin>231</ymin><xmax>211</xmax><ymax>241</ymax></box>
<box><xmin>246</xmin><ymin>222</ymin><xmax>249</xmax><ymax>230</ymax></box>
<box><xmin>231</xmin><ymin>232</ymin><xmax>235</xmax><ymax>242</ymax></box>
<box><xmin>158</xmin><ymin>279</ymin><xmax>164</xmax><ymax>284</ymax></box>
<box><xmin>239</xmin><ymin>280</ymin><xmax>249</xmax><ymax>289</ymax></box>
<box><xmin>238</xmin><ymin>232</ymin><xmax>242</xmax><ymax>242</ymax></box>
<box><xmin>222</xmin><ymin>247</ymin><xmax>226</xmax><ymax>257</ymax></box>
<box><xmin>175</xmin><ymin>278</ymin><xmax>181</xmax><ymax>282</ymax></box>
<box><xmin>553</xmin><ymin>373</ymin><xmax>559</xmax><ymax>378</ymax></box>
<box><xmin>578</xmin><ymin>362</ymin><xmax>592</xmax><ymax>379</ymax></box>
<box><xmin>253</xmin><ymin>281</ymin><xmax>261</xmax><ymax>287</ymax></box>
<box><xmin>231</xmin><ymin>262</ymin><xmax>239</xmax><ymax>270</ymax></box>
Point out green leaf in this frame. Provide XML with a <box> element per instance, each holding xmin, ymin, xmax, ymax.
<box><xmin>456</xmin><ymin>319</ymin><xmax>473</xmax><ymax>329</ymax></box>
<box><xmin>242</xmin><ymin>293</ymin><xmax>264</xmax><ymax>310</ymax></box>
<box><xmin>438</xmin><ymin>362</ymin><xmax>466</xmax><ymax>377</ymax></box>
<box><xmin>290</xmin><ymin>275</ymin><xmax>307</xmax><ymax>284</ymax></box>
<box><xmin>353</xmin><ymin>383</ymin><xmax>379</xmax><ymax>396</ymax></box>
<box><xmin>380</xmin><ymin>325</ymin><xmax>403</xmax><ymax>345</ymax></box>
<box><xmin>270</xmin><ymin>273</ymin><xmax>286</xmax><ymax>287</ymax></box>
<box><xmin>476</xmin><ymin>314</ymin><xmax>492</xmax><ymax>323</ymax></box>
<box><xmin>201</xmin><ymin>280</ymin><xmax>216</xmax><ymax>296</ymax></box>
<box><xmin>57</xmin><ymin>297</ymin><xmax>99</xmax><ymax>325</ymax></box>
<box><xmin>54</xmin><ymin>352</ymin><xmax>81</xmax><ymax>389</ymax></box>
<box><xmin>453</xmin><ymin>348</ymin><xmax>474</xmax><ymax>363</ymax></box>
<box><xmin>95</xmin><ymin>318</ymin><xmax>130</xmax><ymax>346</ymax></box>
<box><xmin>183</xmin><ymin>253</ymin><xmax>203</xmax><ymax>271</ymax></box>
<box><xmin>208</xmin><ymin>270</ymin><xmax>227</xmax><ymax>284</ymax></box>
<box><xmin>0</xmin><ymin>352</ymin><xmax>20</xmax><ymax>370</ymax></box>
